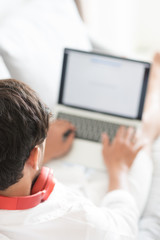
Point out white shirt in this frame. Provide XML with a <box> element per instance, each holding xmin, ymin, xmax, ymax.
<box><xmin>138</xmin><ymin>161</ymin><xmax>160</xmax><ymax>239</ymax></box>
<box><xmin>0</xmin><ymin>181</ymin><xmax>139</xmax><ymax>240</ymax></box>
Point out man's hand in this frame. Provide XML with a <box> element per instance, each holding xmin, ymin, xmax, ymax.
<box><xmin>102</xmin><ymin>127</ymin><xmax>144</xmax><ymax>191</ymax></box>
<box><xmin>102</xmin><ymin>127</ymin><xmax>143</xmax><ymax>173</ymax></box>
<box><xmin>44</xmin><ymin>119</ymin><xmax>75</xmax><ymax>163</ymax></box>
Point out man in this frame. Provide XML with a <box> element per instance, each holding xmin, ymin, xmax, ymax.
<box><xmin>0</xmin><ymin>52</ymin><xmax>159</xmax><ymax>239</ymax></box>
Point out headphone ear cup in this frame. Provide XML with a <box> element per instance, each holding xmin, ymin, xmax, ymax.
<box><xmin>31</xmin><ymin>167</ymin><xmax>54</xmax><ymax>195</ymax></box>
<box><xmin>42</xmin><ymin>169</ymin><xmax>55</xmax><ymax>202</ymax></box>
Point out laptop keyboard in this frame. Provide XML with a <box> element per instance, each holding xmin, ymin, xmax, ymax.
<box><xmin>57</xmin><ymin>112</ymin><xmax>129</xmax><ymax>143</ymax></box>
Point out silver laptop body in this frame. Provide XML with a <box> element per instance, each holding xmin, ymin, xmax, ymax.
<box><xmin>54</xmin><ymin>48</ymin><xmax>150</xmax><ymax>170</ymax></box>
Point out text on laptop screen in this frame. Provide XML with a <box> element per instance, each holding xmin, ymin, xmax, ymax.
<box><xmin>61</xmin><ymin>50</ymin><xmax>150</xmax><ymax>119</ymax></box>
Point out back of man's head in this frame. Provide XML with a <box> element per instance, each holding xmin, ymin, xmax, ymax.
<box><xmin>0</xmin><ymin>79</ymin><xmax>50</xmax><ymax>190</ymax></box>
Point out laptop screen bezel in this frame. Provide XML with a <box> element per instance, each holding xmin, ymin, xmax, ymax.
<box><xmin>58</xmin><ymin>48</ymin><xmax>150</xmax><ymax>120</ymax></box>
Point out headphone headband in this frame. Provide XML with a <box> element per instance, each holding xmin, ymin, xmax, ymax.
<box><xmin>0</xmin><ymin>167</ymin><xmax>55</xmax><ymax>210</ymax></box>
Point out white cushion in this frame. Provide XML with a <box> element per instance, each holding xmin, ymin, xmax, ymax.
<box><xmin>0</xmin><ymin>0</ymin><xmax>91</xmax><ymax>109</ymax></box>
<box><xmin>0</xmin><ymin>56</ymin><xmax>11</xmax><ymax>79</ymax></box>
<box><xmin>0</xmin><ymin>0</ymin><xmax>27</xmax><ymax>22</ymax></box>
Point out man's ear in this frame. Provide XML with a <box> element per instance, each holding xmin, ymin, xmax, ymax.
<box><xmin>26</xmin><ymin>146</ymin><xmax>40</xmax><ymax>171</ymax></box>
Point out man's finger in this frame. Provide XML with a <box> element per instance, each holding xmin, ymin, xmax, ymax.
<box><xmin>64</xmin><ymin>132</ymin><xmax>75</xmax><ymax>142</ymax></box>
<box><xmin>55</xmin><ymin>119</ymin><xmax>75</xmax><ymax>129</ymax></box>
<box><xmin>125</xmin><ymin>127</ymin><xmax>135</xmax><ymax>142</ymax></box>
<box><xmin>63</xmin><ymin>129</ymin><xmax>75</xmax><ymax>141</ymax></box>
<box><xmin>102</xmin><ymin>133</ymin><xmax>109</xmax><ymax>145</ymax></box>
<box><xmin>63</xmin><ymin>133</ymin><xmax>75</xmax><ymax>152</ymax></box>
<box><xmin>58</xmin><ymin>123</ymin><xmax>76</xmax><ymax>135</ymax></box>
<box><xmin>116</xmin><ymin>126</ymin><xmax>126</xmax><ymax>138</ymax></box>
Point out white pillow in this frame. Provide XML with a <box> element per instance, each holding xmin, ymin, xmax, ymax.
<box><xmin>0</xmin><ymin>56</ymin><xmax>11</xmax><ymax>79</ymax></box>
<box><xmin>0</xmin><ymin>0</ymin><xmax>91</xmax><ymax>109</ymax></box>
<box><xmin>0</xmin><ymin>0</ymin><xmax>28</xmax><ymax>22</ymax></box>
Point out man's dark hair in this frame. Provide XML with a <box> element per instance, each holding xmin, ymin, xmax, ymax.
<box><xmin>0</xmin><ymin>79</ymin><xmax>51</xmax><ymax>190</ymax></box>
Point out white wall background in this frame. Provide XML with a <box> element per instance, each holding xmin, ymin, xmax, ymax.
<box><xmin>78</xmin><ymin>0</ymin><xmax>160</xmax><ymax>61</ymax></box>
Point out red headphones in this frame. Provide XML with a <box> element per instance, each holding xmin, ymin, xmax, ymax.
<box><xmin>0</xmin><ymin>167</ymin><xmax>55</xmax><ymax>210</ymax></box>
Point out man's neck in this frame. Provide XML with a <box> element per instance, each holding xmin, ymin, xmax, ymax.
<box><xmin>0</xmin><ymin>180</ymin><xmax>31</xmax><ymax>197</ymax></box>
<box><xmin>0</xmin><ymin>166</ymin><xmax>36</xmax><ymax>197</ymax></box>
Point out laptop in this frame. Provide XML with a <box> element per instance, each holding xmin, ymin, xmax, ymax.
<box><xmin>54</xmin><ymin>48</ymin><xmax>150</xmax><ymax>170</ymax></box>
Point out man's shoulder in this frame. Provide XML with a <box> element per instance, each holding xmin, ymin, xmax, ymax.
<box><xmin>49</xmin><ymin>180</ymin><xmax>92</xmax><ymax>209</ymax></box>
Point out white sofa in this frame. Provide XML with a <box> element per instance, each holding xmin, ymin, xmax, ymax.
<box><xmin>0</xmin><ymin>0</ymin><xmax>91</xmax><ymax>109</ymax></box>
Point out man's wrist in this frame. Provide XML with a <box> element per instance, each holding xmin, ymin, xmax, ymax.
<box><xmin>108</xmin><ymin>169</ymin><xmax>129</xmax><ymax>192</ymax></box>
<box><xmin>108</xmin><ymin>164</ymin><xmax>129</xmax><ymax>176</ymax></box>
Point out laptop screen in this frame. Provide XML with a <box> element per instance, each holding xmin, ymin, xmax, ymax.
<box><xmin>59</xmin><ymin>49</ymin><xmax>150</xmax><ymax>120</ymax></box>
